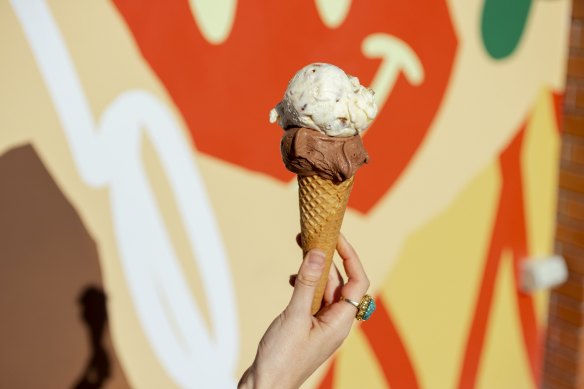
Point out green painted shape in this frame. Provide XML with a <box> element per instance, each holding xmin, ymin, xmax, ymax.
<box><xmin>481</xmin><ymin>0</ymin><xmax>532</xmax><ymax>59</ymax></box>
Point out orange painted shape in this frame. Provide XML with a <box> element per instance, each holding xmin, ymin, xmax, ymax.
<box><xmin>552</xmin><ymin>92</ymin><xmax>564</xmax><ymax>132</ymax></box>
<box><xmin>458</xmin><ymin>126</ymin><xmax>541</xmax><ymax>388</ymax></box>
<box><xmin>514</xmin><ymin>276</ymin><xmax>543</xmax><ymax>387</ymax></box>
<box><xmin>316</xmin><ymin>359</ymin><xmax>336</xmax><ymax>389</ymax></box>
<box><xmin>317</xmin><ymin>297</ymin><xmax>419</xmax><ymax>389</ymax></box>
<box><xmin>456</xmin><ymin>215</ymin><xmax>505</xmax><ymax>389</ymax></box>
<box><xmin>112</xmin><ymin>0</ymin><xmax>457</xmax><ymax>213</ymax></box>
<box><xmin>361</xmin><ymin>297</ymin><xmax>420</xmax><ymax>389</ymax></box>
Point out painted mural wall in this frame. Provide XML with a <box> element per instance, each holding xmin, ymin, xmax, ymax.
<box><xmin>0</xmin><ymin>0</ymin><xmax>571</xmax><ymax>388</ymax></box>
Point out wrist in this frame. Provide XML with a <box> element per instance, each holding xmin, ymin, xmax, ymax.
<box><xmin>239</xmin><ymin>364</ymin><xmax>297</xmax><ymax>389</ymax></box>
<box><xmin>241</xmin><ymin>365</ymin><xmax>303</xmax><ymax>389</ymax></box>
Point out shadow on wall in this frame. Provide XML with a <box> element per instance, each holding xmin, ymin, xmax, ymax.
<box><xmin>0</xmin><ymin>144</ymin><xmax>131</xmax><ymax>389</ymax></box>
<box><xmin>73</xmin><ymin>286</ymin><xmax>111</xmax><ymax>389</ymax></box>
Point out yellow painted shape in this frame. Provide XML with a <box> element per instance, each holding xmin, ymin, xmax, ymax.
<box><xmin>315</xmin><ymin>0</ymin><xmax>352</xmax><ymax>29</ymax></box>
<box><xmin>522</xmin><ymin>89</ymin><xmax>560</xmax><ymax>323</ymax></box>
<box><xmin>362</xmin><ymin>33</ymin><xmax>424</xmax><ymax>111</ymax></box>
<box><xmin>188</xmin><ymin>0</ymin><xmax>237</xmax><ymax>44</ymax></box>
<box><xmin>378</xmin><ymin>162</ymin><xmax>501</xmax><ymax>389</ymax></box>
<box><xmin>476</xmin><ymin>250</ymin><xmax>536</xmax><ymax>389</ymax></box>
<box><xmin>335</xmin><ymin>326</ymin><xmax>389</xmax><ymax>389</ymax></box>
<box><xmin>523</xmin><ymin>89</ymin><xmax>560</xmax><ymax>256</ymax></box>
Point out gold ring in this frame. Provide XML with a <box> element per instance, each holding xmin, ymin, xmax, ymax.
<box><xmin>342</xmin><ymin>294</ymin><xmax>376</xmax><ymax>321</ymax></box>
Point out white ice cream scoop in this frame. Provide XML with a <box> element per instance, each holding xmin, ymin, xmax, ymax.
<box><xmin>269</xmin><ymin>63</ymin><xmax>378</xmax><ymax>137</ymax></box>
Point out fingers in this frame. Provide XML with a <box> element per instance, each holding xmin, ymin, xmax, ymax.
<box><xmin>294</xmin><ymin>233</ymin><xmax>342</xmax><ymax>305</ymax></box>
<box><xmin>296</xmin><ymin>232</ymin><xmax>364</xmax><ymax>283</ymax></box>
<box><xmin>336</xmin><ymin>234</ymin><xmax>369</xmax><ymax>319</ymax></box>
<box><xmin>323</xmin><ymin>264</ymin><xmax>344</xmax><ymax>305</ymax></box>
<box><xmin>290</xmin><ymin>265</ymin><xmax>343</xmax><ymax>308</ymax></box>
<box><xmin>337</xmin><ymin>234</ymin><xmax>369</xmax><ymax>292</ymax></box>
<box><xmin>287</xmin><ymin>249</ymin><xmax>326</xmax><ymax>315</ymax></box>
<box><xmin>291</xmin><ymin>232</ymin><xmax>369</xmax><ymax>321</ymax></box>
<box><xmin>289</xmin><ymin>274</ymin><xmax>297</xmax><ymax>287</ymax></box>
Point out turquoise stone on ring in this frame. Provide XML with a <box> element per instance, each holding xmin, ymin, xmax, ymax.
<box><xmin>363</xmin><ymin>297</ymin><xmax>376</xmax><ymax>321</ymax></box>
<box><xmin>356</xmin><ymin>294</ymin><xmax>376</xmax><ymax>321</ymax></box>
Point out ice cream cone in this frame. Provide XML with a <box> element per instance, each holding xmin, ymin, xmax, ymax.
<box><xmin>298</xmin><ymin>174</ymin><xmax>354</xmax><ymax>315</ymax></box>
<box><xmin>271</xmin><ymin>63</ymin><xmax>375</xmax><ymax>316</ymax></box>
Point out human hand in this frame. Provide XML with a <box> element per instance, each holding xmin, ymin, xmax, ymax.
<box><xmin>289</xmin><ymin>234</ymin><xmax>346</xmax><ymax>312</ymax></box>
<box><xmin>238</xmin><ymin>234</ymin><xmax>370</xmax><ymax>389</ymax></box>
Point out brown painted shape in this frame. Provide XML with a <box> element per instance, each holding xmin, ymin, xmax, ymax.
<box><xmin>0</xmin><ymin>144</ymin><xmax>130</xmax><ymax>389</ymax></box>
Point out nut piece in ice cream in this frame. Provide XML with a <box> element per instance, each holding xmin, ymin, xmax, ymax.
<box><xmin>269</xmin><ymin>63</ymin><xmax>377</xmax><ymax>137</ymax></box>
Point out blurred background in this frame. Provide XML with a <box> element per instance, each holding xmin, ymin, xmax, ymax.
<box><xmin>0</xmin><ymin>0</ymin><xmax>579</xmax><ymax>388</ymax></box>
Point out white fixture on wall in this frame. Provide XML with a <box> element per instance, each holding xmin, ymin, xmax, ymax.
<box><xmin>520</xmin><ymin>255</ymin><xmax>568</xmax><ymax>293</ymax></box>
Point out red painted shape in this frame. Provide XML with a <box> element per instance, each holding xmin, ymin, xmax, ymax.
<box><xmin>499</xmin><ymin>129</ymin><xmax>542</xmax><ymax>386</ymax></box>
<box><xmin>514</xmin><ymin>272</ymin><xmax>542</xmax><ymax>386</ymax></box>
<box><xmin>316</xmin><ymin>297</ymin><xmax>419</xmax><ymax>389</ymax></box>
<box><xmin>552</xmin><ymin>92</ymin><xmax>564</xmax><ymax>132</ymax></box>
<box><xmin>500</xmin><ymin>129</ymin><xmax>541</xmax><ymax>385</ymax></box>
<box><xmin>361</xmin><ymin>297</ymin><xmax>420</xmax><ymax>389</ymax></box>
<box><xmin>457</xmin><ymin>128</ymin><xmax>541</xmax><ymax>388</ymax></box>
<box><xmin>112</xmin><ymin>0</ymin><xmax>457</xmax><ymax>213</ymax></box>
<box><xmin>316</xmin><ymin>358</ymin><xmax>336</xmax><ymax>389</ymax></box>
<box><xmin>456</xmin><ymin>197</ymin><xmax>506</xmax><ymax>389</ymax></box>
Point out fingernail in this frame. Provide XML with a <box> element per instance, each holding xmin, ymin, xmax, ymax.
<box><xmin>307</xmin><ymin>250</ymin><xmax>325</xmax><ymax>269</ymax></box>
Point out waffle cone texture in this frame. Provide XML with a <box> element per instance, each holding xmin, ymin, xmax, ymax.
<box><xmin>298</xmin><ymin>174</ymin><xmax>354</xmax><ymax>315</ymax></box>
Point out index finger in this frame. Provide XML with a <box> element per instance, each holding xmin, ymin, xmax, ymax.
<box><xmin>337</xmin><ymin>234</ymin><xmax>369</xmax><ymax>302</ymax></box>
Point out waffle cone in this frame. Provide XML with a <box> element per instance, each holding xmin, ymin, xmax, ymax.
<box><xmin>298</xmin><ymin>174</ymin><xmax>354</xmax><ymax>315</ymax></box>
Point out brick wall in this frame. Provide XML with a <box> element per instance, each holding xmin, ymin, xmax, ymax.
<box><xmin>544</xmin><ymin>1</ymin><xmax>584</xmax><ymax>388</ymax></box>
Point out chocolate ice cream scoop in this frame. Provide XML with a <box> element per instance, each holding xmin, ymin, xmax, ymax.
<box><xmin>281</xmin><ymin>127</ymin><xmax>368</xmax><ymax>183</ymax></box>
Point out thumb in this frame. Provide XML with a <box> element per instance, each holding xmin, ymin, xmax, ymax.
<box><xmin>288</xmin><ymin>249</ymin><xmax>326</xmax><ymax>315</ymax></box>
